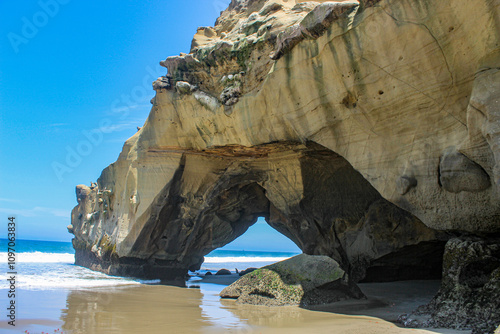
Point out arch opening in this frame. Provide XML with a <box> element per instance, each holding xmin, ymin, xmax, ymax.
<box><xmin>85</xmin><ymin>141</ymin><xmax>445</xmax><ymax>283</ymax></box>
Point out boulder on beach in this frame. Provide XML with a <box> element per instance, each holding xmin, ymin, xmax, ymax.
<box><xmin>220</xmin><ymin>254</ymin><xmax>364</xmax><ymax>306</ymax></box>
<box><xmin>205</xmin><ymin>271</ymin><xmax>212</xmax><ymax>276</ymax></box>
<box><xmin>215</xmin><ymin>269</ymin><xmax>232</xmax><ymax>275</ymax></box>
<box><xmin>239</xmin><ymin>267</ymin><xmax>257</xmax><ymax>276</ymax></box>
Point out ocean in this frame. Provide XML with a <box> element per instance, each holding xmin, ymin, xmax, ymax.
<box><xmin>0</xmin><ymin>239</ymin><xmax>299</xmax><ymax>290</ymax></box>
<box><xmin>0</xmin><ymin>239</ymin><xmax>451</xmax><ymax>334</ymax></box>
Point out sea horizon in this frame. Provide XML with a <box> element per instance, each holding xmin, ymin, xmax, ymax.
<box><xmin>0</xmin><ymin>239</ymin><xmax>301</xmax><ymax>291</ymax></box>
<box><xmin>0</xmin><ymin>238</ymin><xmax>302</xmax><ymax>255</ymax></box>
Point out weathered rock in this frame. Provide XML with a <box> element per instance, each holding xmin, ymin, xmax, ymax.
<box><xmin>215</xmin><ymin>269</ymin><xmax>232</xmax><ymax>275</ymax></box>
<box><xmin>220</xmin><ymin>81</ymin><xmax>242</xmax><ymax>106</ymax></box>
<box><xmin>205</xmin><ymin>271</ymin><xmax>212</xmax><ymax>276</ymax></box>
<box><xmin>400</xmin><ymin>238</ymin><xmax>500</xmax><ymax>333</ymax></box>
<box><xmin>191</xmin><ymin>27</ymin><xmax>217</xmax><ymax>52</ymax></box>
<box><xmin>239</xmin><ymin>267</ymin><xmax>257</xmax><ymax>276</ymax></box>
<box><xmin>220</xmin><ymin>254</ymin><xmax>365</xmax><ymax>306</ymax></box>
<box><xmin>71</xmin><ymin>0</ymin><xmax>500</xmax><ymax>328</ymax></box>
<box><xmin>70</xmin><ymin>141</ymin><xmax>442</xmax><ymax>283</ymax></box>
<box><xmin>439</xmin><ymin>148</ymin><xmax>490</xmax><ymax>193</ymax></box>
<box><xmin>272</xmin><ymin>1</ymin><xmax>359</xmax><ymax>59</ymax></box>
<box><xmin>259</xmin><ymin>1</ymin><xmax>283</xmax><ymax>16</ymax></box>
<box><xmin>271</xmin><ymin>24</ymin><xmax>305</xmax><ymax>60</ymax></box>
<box><xmin>175</xmin><ymin>81</ymin><xmax>193</xmax><ymax>95</ymax></box>
<box><xmin>396</xmin><ymin>176</ymin><xmax>417</xmax><ymax>195</ymax></box>
<box><xmin>299</xmin><ymin>1</ymin><xmax>359</xmax><ymax>39</ymax></box>
<box><xmin>152</xmin><ymin>76</ymin><xmax>171</xmax><ymax>91</ymax></box>
<box><xmin>192</xmin><ymin>90</ymin><xmax>220</xmax><ymax>111</ymax></box>
<box><xmin>76</xmin><ymin>184</ymin><xmax>91</xmax><ymax>203</ymax></box>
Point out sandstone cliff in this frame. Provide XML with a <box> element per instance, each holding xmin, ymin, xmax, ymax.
<box><xmin>70</xmin><ymin>0</ymin><xmax>500</xmax><ymax>331</ymax></box>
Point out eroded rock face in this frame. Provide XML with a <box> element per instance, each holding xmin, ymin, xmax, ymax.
<box><xmin>70</xmin><ymin>0</ymin><xmax>499</xmax><ymax>329</ymax></box>
<box><xmin>400</xmin><ymin>238</ymin><xmax>500</xmax><ymax>334</ymax></box>
<box><xmin>71</xmin><ymin>142</ymin><xmax>442</xmax><ymax>282</ymax></box>
<box><xmin>220</xmin><ymin>254</ymin><xmax>365</xmax><ymax>306</ymax></box>
<box><xmin>439</xmin><ymin>148</ymin><xmax>490</xmax><ymax>193</ymax></box>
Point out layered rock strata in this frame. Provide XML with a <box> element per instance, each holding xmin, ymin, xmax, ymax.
<box><xmin>70</xmin><ymin>0</ymin><xmax>500</xmax><ymax>330</ymax></box>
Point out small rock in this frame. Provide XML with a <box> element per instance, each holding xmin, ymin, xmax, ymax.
<box><xmin>239</xmin><ymin>267</ymin><xmax>257</xmax><ymax>276</ymax></box>
<box><xmin>152</xmin><ymin>76</ymin><xmax>171</xmax><ymax>91</ymax></box>
<box><xmin>205</xmin><ymin>271</ymin><xmax>213</xmax><ymax>276</ymax></box>
<box><xmin>76</xmin><ymin>185</ymin><xmax>91</xmax><ymax>203</ymax></box>
<box><xmin>176</xmin><ymin>81</ymin><xmax>193</xmax><ymax>95</ymax></box>
<box><xmin>215</xmin><ymin>269</ymin><xmax>232</xmax><ymax>275</ymax></box>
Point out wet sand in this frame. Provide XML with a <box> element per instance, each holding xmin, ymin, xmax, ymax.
<box><xmin>0</xmin><ymin>279</ymin><xmax>471</xmax><ymax>334</ymax></box>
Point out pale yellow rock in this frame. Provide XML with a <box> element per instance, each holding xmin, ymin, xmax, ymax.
<box><xmin>71</xmin><ymin>0</ymin><xmax>500</xmax><ymax>276</ymax></box>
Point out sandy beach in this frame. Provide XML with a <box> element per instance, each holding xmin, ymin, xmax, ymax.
<box><xmin>0</xmin><ymin>276</ymin><xmax>471</xmax><ymax>334</ymax></box>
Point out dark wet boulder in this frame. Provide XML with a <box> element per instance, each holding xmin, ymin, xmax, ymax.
<box><xmin>215</xmin><ymin>269</ymin><xmax>232</xmax><ymax>275</ymax></box>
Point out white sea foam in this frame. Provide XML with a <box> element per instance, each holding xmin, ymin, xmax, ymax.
<box><xmin>0</xmin><ymin>251</ymin><xmax>291</xmax><ymax>289</ymax></box>
<box><xmin>0</xmin><ymin>251</ymin><xmax>142</xmax><ymax>290</ymax></box>
<box><xmin>1</xmin><ymin>251</ymin><xmax>75</xmax><ymax>263</ymax></box>
<box><xmin>200</xmin><ymin>256</ymin><xmax>291</xmax><ymax>272</ymax></box>
<box><xmin>203</xmin><ymin>256</ymin><xmax>288</xmax><ymax>263</ymax></box>
<box><xmin>0</xmin><ymin>273</ymin><xmax>141</xmax><ymax>289</ymax></box>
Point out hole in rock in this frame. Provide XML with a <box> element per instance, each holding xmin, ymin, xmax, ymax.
<box><xmin>201</xmin><ymin>217</ymin><xmax>301</xmax><ymax>273</ymax></box>
<box><xmin>135</xmin><ymin>141</ymin><xmax>446</xmax><ymax>284</ymax></box>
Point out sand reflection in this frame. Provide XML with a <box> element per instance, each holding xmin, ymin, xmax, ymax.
<box><xmin>61</xmin><ymin>285</ymin><xmax>205</xmax><ymax>333</ymax></box>
<box><xmin>59</xmin><ymin>281</ymin><xmax>460</xmax><ymax>334</ymax></box>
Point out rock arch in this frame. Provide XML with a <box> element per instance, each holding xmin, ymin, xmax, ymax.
<box><xmin>71</xmin><ymin>141</ymin><xmax>445</xmax><ymax>283</ymax></box>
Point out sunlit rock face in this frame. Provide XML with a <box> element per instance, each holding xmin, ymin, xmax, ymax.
<box><xmin>71</xmin><ymin>0</ymin><xmax>499</xmax><ymax>330</ymax></box>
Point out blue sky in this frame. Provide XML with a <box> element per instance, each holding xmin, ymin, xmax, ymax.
<box><xmin>0</xmin><ymin>0</ymin><xmax>300</xmax><ymax>252</ymax></box>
